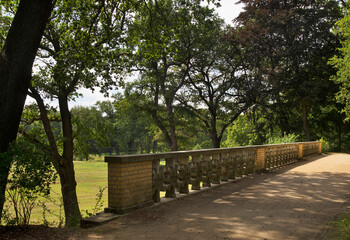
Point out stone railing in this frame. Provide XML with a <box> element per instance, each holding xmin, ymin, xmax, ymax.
<box><xmin>104</xmin><ymin>141</ymin><xmax>321</xmax><ymax>214</ymax></box>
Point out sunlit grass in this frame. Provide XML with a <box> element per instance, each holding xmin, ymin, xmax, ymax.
<box><xmin>4</xmin><ymin>160</ymin><xmax>108</xmax><ymax>226</ymax></box>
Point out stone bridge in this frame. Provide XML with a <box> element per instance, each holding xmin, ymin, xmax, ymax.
<box><xmin>80</xmin><ymin>142</ymin><xmax>350</xmax><ymax>239</ymax></box>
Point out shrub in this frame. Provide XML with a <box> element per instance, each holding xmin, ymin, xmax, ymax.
<box><xmin>265</xmin><ymin>133</ymin><xmax>299</xmax><ymax>145</ymax></box>
<box><xmin>1</xmin><ymin>139</ymin><xmax>57</xmax><ymax>225</ymax></box>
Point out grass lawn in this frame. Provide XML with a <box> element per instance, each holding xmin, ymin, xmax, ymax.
<box><xmin>4</xmin><ymin>160</ymin><xmax>108</xmax><ymax>226</ymax></box>
<box><xmin>4</xmin><ymin>156</ymin><xmax>167</xmax><ymax>226</ymax></box>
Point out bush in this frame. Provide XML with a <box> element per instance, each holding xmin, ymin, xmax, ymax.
<box><xmin>265</xmin><ymin>133</ymin><xmax>299</xmax><ymax>145</ymax></box>
<box><xmin>1</xmin><ymin>139</ymin><xmax>57</xmax><ymax>226</ymax></box>
<box><xmin>319</xmin><ymin>138</ymin><xmax>331</xmax><ymax>153</ymax></box>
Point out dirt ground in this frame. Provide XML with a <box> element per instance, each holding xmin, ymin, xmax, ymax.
<box><xmin>78</xmin><ymin>153</ymin><xmax>350</xmax><ymax>240</ymax></box>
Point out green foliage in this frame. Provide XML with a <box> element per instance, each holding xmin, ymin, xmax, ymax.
<box><xmin>330</xmin><ymin>212</ymin><xmax>350</xmax><ymax>240</ymax></box>
<box><xmin>1</xmin><ymin>139</ymin><xmax>57</xmax><ymax>226</ymax></box>
<box><xmin>0</xmin><ymin>2</ymin><xmax>16</xmax><ymax>48</ymax></box>
<box><xmin>236</xmin><ymin>0</ymin><xmax>342</xmax><ymax>141</ymax></box>
<box><xmin>114</xmin><ymin>95</ymin><xmax>156</xmax><ymax>154</ymax></box>
<box><xmin>126</xmin><ymin>0</ymin><xmax>227</xmax><ymax>151</ymax></box>
<box><xmin>330</xmin><ymin>6</ymin><xmax>350</xmax><ymax>121</ymax></box>
<box><xmin>222</xmin><ymin>114</ymin><xmax>261</xmax><ymax>147</ymax></box>
<box><xmin>33</xmin><ymin>0</ymin><xmax>132</xmax><ymax>97</ymax></box>
<box><xmin>319</xmin><ymin>137</ymin><xmax>331</xmax><ymax>153</ymax></box>
<box><xmin>265</xmin><ymin>133</ymin><xmax>299</xmax><ymax>145</ymax></box>
<box><xmin>71</xmin><ymin>106</ymin><xmax>111</xmax><ymax>160</ymax></box>
<box><xmin>3</xmin><ymin>160</ymin><xmax>107</xmax><ymax>226</ymax></box>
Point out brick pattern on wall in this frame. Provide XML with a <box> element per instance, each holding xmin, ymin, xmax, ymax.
<box><xmin>106</xmin><ymin>142</ymin><xmax>321</xmax><ymax>214</ymax></box>
<box><xmin>108</xmin><ymin>161</ymin><xmax>152</xmax><ymax>212</ymax></box>
<box><xmin>255</xmin><ymin>148</ymin><xmax>265</xmax><ymax>170</ymax></box>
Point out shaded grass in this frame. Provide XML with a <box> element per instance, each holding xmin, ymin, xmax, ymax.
<box><xmin>330</xmin><ymin>213</ymin><xmax>350</xmax><ymax>240</ymax></box>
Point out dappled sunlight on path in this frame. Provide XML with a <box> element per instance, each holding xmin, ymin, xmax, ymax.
<box><xmin>80</xmin><ymin>154</ymin><xmax>350</xmax><ymax>240</ymax></box>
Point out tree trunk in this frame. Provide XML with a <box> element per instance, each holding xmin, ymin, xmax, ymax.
<box><xmin>210</xmin><ymin>116</ymin><xmax>220</xmax><ymax>148</ymax></box>
<box><xmin>146</xmin><ymin>137</ymin><xmax>151</xmax><ymax>153</ymax></box>
<box><xmin>169</xmin><ymin>125</ymin><xmax>178</xmax><ymax>151</ymax></box>
<box><xmin>151</xmin><ymin>112</ymin><xmax>174</xmax><ymax>151</ymax></box>
<box><xmin>338</xmin><ymin>124</ymin><xmax>342</xmax><ymax>152</ymax></box>
<box><xmin>29</xmin><ymin>87</ymin><xmax>81</xmax><ymax>227</ymax></box>
<box><xmin>114</xmin><ymin>143</ymin><xmax>120</xmax><ymax>155</ymax></box>
<box><xmin>58</xmin><ymin>94</ymin><xmax>81</xmax><ymax>227</ymax></box>
<box><xmin>127</xmin><ymin>140</ymin><xmax>134</xmax><ymax>154</ymax></box>
<box><xmin>140</xmin><ymin>139</ymin><xmax>144</xmax><ymax>154</ymax></box>
<box><xmin>166</xmin><ymin>102</ymin><xmax>178</xmax><ymax>151</ymax></box>
<box><xmin>0</xmin><ymin>0</ymin><xmax>53</xmax><ymax>220</ymax></box>
<box><xmin>300</xmin><ymin>98</ymin><xmax>310</xmax><ymax>141</ymax></box>
<box><xmin>211</xmin><ymin>136</ymin><xmax>221</xmax><ymax>148</ymax></box>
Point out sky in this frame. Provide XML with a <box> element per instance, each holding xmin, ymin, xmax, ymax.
<box><xmin>25</xmin><ymin>0</ymin><xmax>244</xmax><ymax>108</ymax></box>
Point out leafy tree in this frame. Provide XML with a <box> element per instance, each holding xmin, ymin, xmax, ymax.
<box><xmin>95</xmin><ymin>101</ymin><xmax>119</xmax><ymax>155</ymax></box>
<box><xmin>71</xmin><ymin>106</ymin><xmax>110</xmax><ymax>160</ymax></box>
<box><xmin>235</xmin><ymin>0</ymin><xmax>342</xmax><ymax>141</ymax></box>
<box><xmin>26</xmin><ymin>0</ymin><xmax>132</xmax><ymax>226</ymax></box>
<box><xmin>113</xmin><ymin>94</ymin><xmax>156</xmax><ymax>154</ymax></box>
<box><xmin>330</xmin><ymin>5</ymin><xmax>350</xmax><ymax>120</ymax></box>
<box><xmin>127</xmin><ymin>0</ymin><xmax>224</xmax><ymax>151</ymax></box>
<box><xmin>0</xmin><ymin>0</ymin><xmax>53</xmax><ymax>221</ymax></box>
<box><xmin>126</xmin><ymin>0</ymin><xmax>195</xmax><ymax>151</ymax></box>
<box><xmin>178</xmin><ymin>20</ymin><xmax>260</xmax><ymax>148</ymax></box>
<box><xmin>222</xmin><ymin>114</ymin><xmax>263</xmax><ymax>147</ymax></box>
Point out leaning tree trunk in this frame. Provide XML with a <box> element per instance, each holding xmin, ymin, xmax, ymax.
<box><xmin>58</xmin><ymin>94</ymin><xmax>81</xmax><ymax>227</ymax></box>
<box><xmin>0</xmin><ymin>0</ymin><xmax>53</xmax><ymax>221</ymax></box>
<box><xmin>30</xmin><ymin>88</ymin><xmax>81</xmax><ymax>227</ymax></box>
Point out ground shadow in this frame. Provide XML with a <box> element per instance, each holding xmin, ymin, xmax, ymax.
<box><xmin>82</xmin><ymin>154</ymin><xmax>350</xmax><ymax>240</ymax></box>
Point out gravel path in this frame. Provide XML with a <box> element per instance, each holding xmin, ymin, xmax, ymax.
<box><xmin>79</xmin><ymin>154</ymin><xmax>350</xmax><ymax>240</ymax></box>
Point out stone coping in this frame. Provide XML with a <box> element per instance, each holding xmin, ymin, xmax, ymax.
<box><xmin>105</xmin><ymin>141</ymin><xmax>320</xmax><ymax>164</ymax></box>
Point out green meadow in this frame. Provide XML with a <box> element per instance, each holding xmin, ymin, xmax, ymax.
<box><xmin>4</xmin><ymin>159</ymin><xmax>108</xmax><ymax>226</ymax></box>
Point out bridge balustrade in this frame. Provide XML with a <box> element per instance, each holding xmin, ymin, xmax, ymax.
<box><xmin>105</xmin><ymin>141</ymin><xmax>321</xmax><ymax>214</ymax></box>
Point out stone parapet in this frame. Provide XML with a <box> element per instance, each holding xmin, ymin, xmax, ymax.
<box><xmin>105</xmin><ymin>141</ymin><xmax>321</xmax><ymax>213</ymax></box>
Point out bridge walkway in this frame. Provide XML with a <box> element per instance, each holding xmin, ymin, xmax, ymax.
<box><xmin>81</xmin><ymin>154</ymin><xmax>350</xmax><ymax>240</ymax></box>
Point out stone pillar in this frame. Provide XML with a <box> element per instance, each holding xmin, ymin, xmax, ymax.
<box><xmin>165</xmin><ymin>157</ymin><xmax>177</xmax><ymax>198</ymax></box>
<box><xmin>202</xmin><ymin>153</ymin><xmax>212</xmax><ymax>187</ymax></box>
<box><xmin>255</xmin><ymin>147</ymin><xmax>265</xmax><ymax>171</ymax></box>
<box><xmin>298</xmin><ymin>144</ymin><xmax>303</xmax><ymax>160</ymax></box>
<box><xmin>178</xmin><ymin>156</ymin><xmax>189</xmax><ymax>194</ymax></box>
<box><xmin>105</xmin><ymin>157</ymin><xmax>153</xmax><ymax>214</ymax></box>
<box><xmin>212</xmin><ymin>153</ymin><xmax>221</xmax><ymax>184</ymax></box>
<box><xmin>318</xmin><ymin>142</ymin><xmax>322</xmax><ymax>154</ymax></box>
<box><xmin>190</xmin><ymin>154</ymin><xmax>201</xmax><ymax>190</ymax></box>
